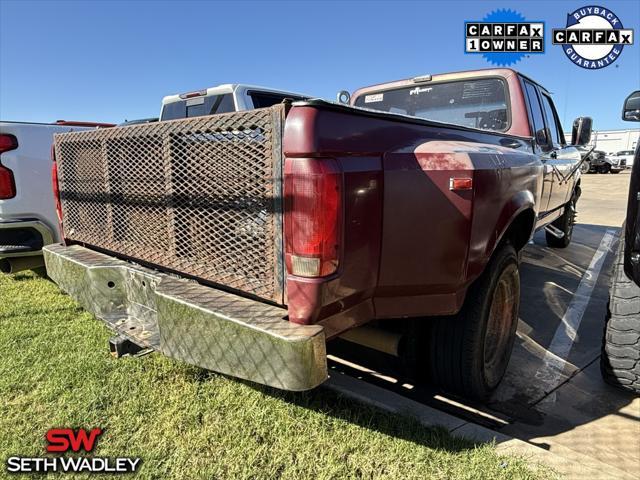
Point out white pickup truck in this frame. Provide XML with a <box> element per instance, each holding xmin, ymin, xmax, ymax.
<box><xmin>159</xmin><ymin>84</ymin><xmax>308</xmax><ymax>120</ymax></box>
<box><xmin>0</xmin><ymin>121</ymin><xmax>113</xmax><ymax>273</ymax></box>
<box><xmin>606</xmin><ymin>149</ymin><xmax>636</xmax><ymax>170</ymax></box>
<box><xmin>1</xmin><ymin>85</ymin><xmax>309</xmax><ymax>274</ymax></box>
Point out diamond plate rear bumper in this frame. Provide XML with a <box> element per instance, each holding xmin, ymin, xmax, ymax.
<box><xmin>43</xmin><ymin>244</ymin><xmax>327</xmax><ymax>391</ymax></box>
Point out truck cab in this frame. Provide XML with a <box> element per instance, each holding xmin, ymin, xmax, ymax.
<box><xmin>350</xmin><ymin>68</ymin><xmax>585</xmax><ymax>246</ymax></box>
<box><xmin>159</xmin><ymin>84</ymin><xmax>309</xmax><ymax>121</ymax></box>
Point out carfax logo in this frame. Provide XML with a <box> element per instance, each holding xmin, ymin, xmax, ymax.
<box><xmin>553</xmin><ymin>5</ymin><xmax>634</xmax><ymax>69</ymax></box>
<box><xmin>465</xmin><ymin>9</ymin><xmax>544</xmax><ymax>66</ymax></box>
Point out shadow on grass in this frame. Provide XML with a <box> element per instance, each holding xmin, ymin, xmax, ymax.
<box><xmin>4</xmin><ymin>266</ymin><xmax>47</xmax><ymax>281</ymax></box>
<box><xmin>0</xmin><ymin>305</ymin><xmax>83</xmax><ymax>320</ymax></box>
<box><xmin>184</xmin><ymin>368</ymin><xmax>476</xmax><ymax>453</ymax></box>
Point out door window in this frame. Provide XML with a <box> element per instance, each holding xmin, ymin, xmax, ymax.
<box><xmin>540</xmin><ymin>93</ymin><xmax>564</xmax><ymax>146</ymax></box>
<box><xmin>523</xmin><ymin>81</ymin><xmax>548</xmax><ymax>149</ymax></box>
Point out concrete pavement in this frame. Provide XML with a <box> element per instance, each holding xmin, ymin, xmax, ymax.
<box><xmin>494</xmin><ymin>171</ymin><xmax>639</xmax><ymax>478</ymax></box>
<box><xmin>326</xmin><ymin>171</ymin><xmax>640</xmax><ymax>479</ymax></box>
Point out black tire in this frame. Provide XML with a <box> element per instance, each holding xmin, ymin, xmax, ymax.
<box><xmin>601</xmin><ymin>238</ymin><xmax>640</xmax><ymax>394</ymax></box>
<box><xmin>423</xmin><ymin>243</ymin><xmax>520</xmax><ymax>401</ymax></box>
<box><xmin>611</xmin><ymin>170</ymin><xmax>620</xmax><ymax>174</ymax></box>
<box><xmin>580</xmin><ymin>160</ymin><xmax>590</xmax><ymax>174</ymax></box>
<box><xmin>598</xmin><ymin>163</ymin><xmax>611</xmax><ymax>174</ymax></box>
<box><xmin>545</xmin><ymin>196</ymin><xmax>577</xmax><ymax>248</ymax></box>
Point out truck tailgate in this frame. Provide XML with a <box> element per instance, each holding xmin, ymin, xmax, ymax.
<box><xmin>53</xmin><ymin>106</ymin><xmax>286</xmax><ymax>304</ymax></box>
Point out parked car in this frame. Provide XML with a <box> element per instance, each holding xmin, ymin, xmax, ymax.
<box><xmin>604</xmin><ymin>152</ymin><xmax>628</xmax><ymax>173</ymax></box>
<box><xmin>0</xmin><ymin>120</ymin><xmax>114</xmax><ymax>274</ymax></box>
<box><xmin>595</xmin><ymin>149</ymin><xmax>627</xmax><ymax>174</ymax></box>
<box><xmin>601</xmin><ymin>90</ymin><xmax>640</xmax><ymax>393</ymax></box>
<box><xmin>44</xmin><ymin>68</ymin><xmax>586</xmax><ymax>401</ymax></box>
<box><xmin>608</xmin><ymin>150</ymin><xmax>635</xmax><ymax>170</ymax></box>
<box><xmin>576</xmin><ymin>148</ymin><xmax>623</xmax><ymax>174</ymax></box>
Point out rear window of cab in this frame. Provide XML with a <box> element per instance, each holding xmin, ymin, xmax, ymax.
<box><xmin>161</xmin><ymin>94</ymin><xmax>235</xmax><ymax>121</ymax></box>
<box><xmin>353</xmin><ymin>78</ymin><xmax>510</xmax><ymax>132</ymax></box>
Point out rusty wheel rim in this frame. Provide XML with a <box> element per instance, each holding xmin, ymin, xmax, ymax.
<box><xmin>483</xmin><ymin>263</ymin><xmax>520</xmax><ymax>389</ymax></box>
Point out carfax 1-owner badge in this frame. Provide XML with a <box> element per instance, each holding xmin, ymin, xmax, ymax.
<box><xmin>553</xmin><ymin>5</ymin><xmax>634</xmax><ymax>69</ymax></box>
<box><xmin>465</xmin><ymin>9</ymin><xmax>544</xmax><ymax>66</ymax></box>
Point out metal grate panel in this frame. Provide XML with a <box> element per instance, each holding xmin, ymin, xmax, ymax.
<box><xmin>54</xmin><ymin>106</ymin><xmax>286</xmax><ymax>303</ymax></box>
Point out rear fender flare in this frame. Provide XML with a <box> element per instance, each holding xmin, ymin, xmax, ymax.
<box><xmin>491</xmin><ymin>190</ymin><xmax>536</xmax><ymax>256</ymax></box>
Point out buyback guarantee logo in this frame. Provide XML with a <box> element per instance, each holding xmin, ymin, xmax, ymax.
<box><xmin>6</xmin><ymin>428</ymin><xmax>141</xmax><ymax>474</ymax></box>
<box><xmin>465</xmin><ymin>9</ymin><xmax>545</xmax><ymax>66</ymax></box>
<box><xmin>553</xmin><ymin>5</ymin><xmax>634</xmax><ymax>69</ymax></box>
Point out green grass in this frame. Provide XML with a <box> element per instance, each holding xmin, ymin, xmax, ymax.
<box><xmin>0</xmin><ymin>270</ymin><xmax>551</xmax><ymax>479</ymax></box>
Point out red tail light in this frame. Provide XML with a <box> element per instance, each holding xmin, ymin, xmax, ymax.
<box><xmin>51</xmin><ymin>145</ymin><xmax>63</xmax><ymax>226</ymax></box>
<box><xmin>0</xmin><ymin>165</ymin><xmax>16</xmax><ymax>199</ymax></box>
<box><xmin>0</xmin><ymin>134</ymin><xmax>18</xmax><ymax>154</ymax></box>
<box><xmin>284</xmin><ymin>158</ymin><xmax>342</xmax><ymax>277</ymax></box>
<box><xmin>0</xmin><ymin>134</ymin><xmax>18</xmax><ymax>199</ymax></box>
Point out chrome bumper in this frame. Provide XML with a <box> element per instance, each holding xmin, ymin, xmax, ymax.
<box><xmin>43</xmin><ymin>244</ymin><xmax>327</xmax><ymax>391</ymax></box>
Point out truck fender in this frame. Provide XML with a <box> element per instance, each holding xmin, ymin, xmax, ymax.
<box><xmin>573</xmin><ymin>177</ymin><xmax>582</xmax><ymax>201</ymax></box>
<box><xmin>491</xmin><ymin>191</ymin><xmax>536</xmax><ymax>255</ymax></box>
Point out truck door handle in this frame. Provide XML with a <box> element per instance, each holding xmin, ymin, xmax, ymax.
<box><xmin>499</xmin><ymin>138</ymin><xmax>521</xmax><ymax>149</ymax></box>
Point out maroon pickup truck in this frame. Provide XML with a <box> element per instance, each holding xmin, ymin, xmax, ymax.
<box><xmin>44</xmin><ymin>68</ymin><xmax>590</xmax><ymax>400</ymax></box>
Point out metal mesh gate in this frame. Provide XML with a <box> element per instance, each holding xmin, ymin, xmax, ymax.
<box><xmin>54</xmin><ymin>105</ymin><xmax>286</xmax><ymax>303</ymax></box>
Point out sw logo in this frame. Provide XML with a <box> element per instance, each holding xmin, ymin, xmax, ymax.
<box><xmin>6</xmin><ymin>428</ymin><xmax>141</xmax><ymax>474</ymax></box>
<box><xmin>46</xmin><ymin>428</ymin><xmax>102</xmax><ymax>453</ymax></box>
<box><xmin>553</xmin><ymin>5</ymin><xmax>634</xmax><ymax>69</ymax></box>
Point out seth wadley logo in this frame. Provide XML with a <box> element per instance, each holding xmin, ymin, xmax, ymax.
<box><xmin>553</xmin><ymin>5</ymin><xmax>634</xmax><ymax>69</ymax></box>
<box><xmin>6</xmin><ymin>428</ymin><xmax>141</xmax><ymax>474</ymax></box>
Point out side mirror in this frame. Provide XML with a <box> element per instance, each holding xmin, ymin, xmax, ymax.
<box><xmin>622</xmin><ymin>90</ymin><xmax>640</xmax><ymax>122</ymax></box>
<box><xmin>571</xmin><ymin>116</ymin><xmax>593</xmax><ymax>146</ymax></box>
<box><xmin>336</xmin><ymin>90</ymin><xmax>351</xmax><ymax>105</ymax></box>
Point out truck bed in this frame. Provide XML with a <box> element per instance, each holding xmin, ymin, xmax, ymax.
<box><xmin>48</xmin><ymin>99</ymin><xmax>542</xmax><ymax>392</ymax></box>
<box><xmin>53</xmin><ymin>101</ymin><xmax>539</xmax><ymax>330</ymax></box>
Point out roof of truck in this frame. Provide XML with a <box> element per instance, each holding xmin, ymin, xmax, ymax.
<box><xmin>351</xmin><ymin>67</ymin><xmax>548</xmax><ymax>100</ymax></box>
<box><xmin>161</xmin><ymin>84</ymin><xmax>308</xmax><ymax>106</ymax></box>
